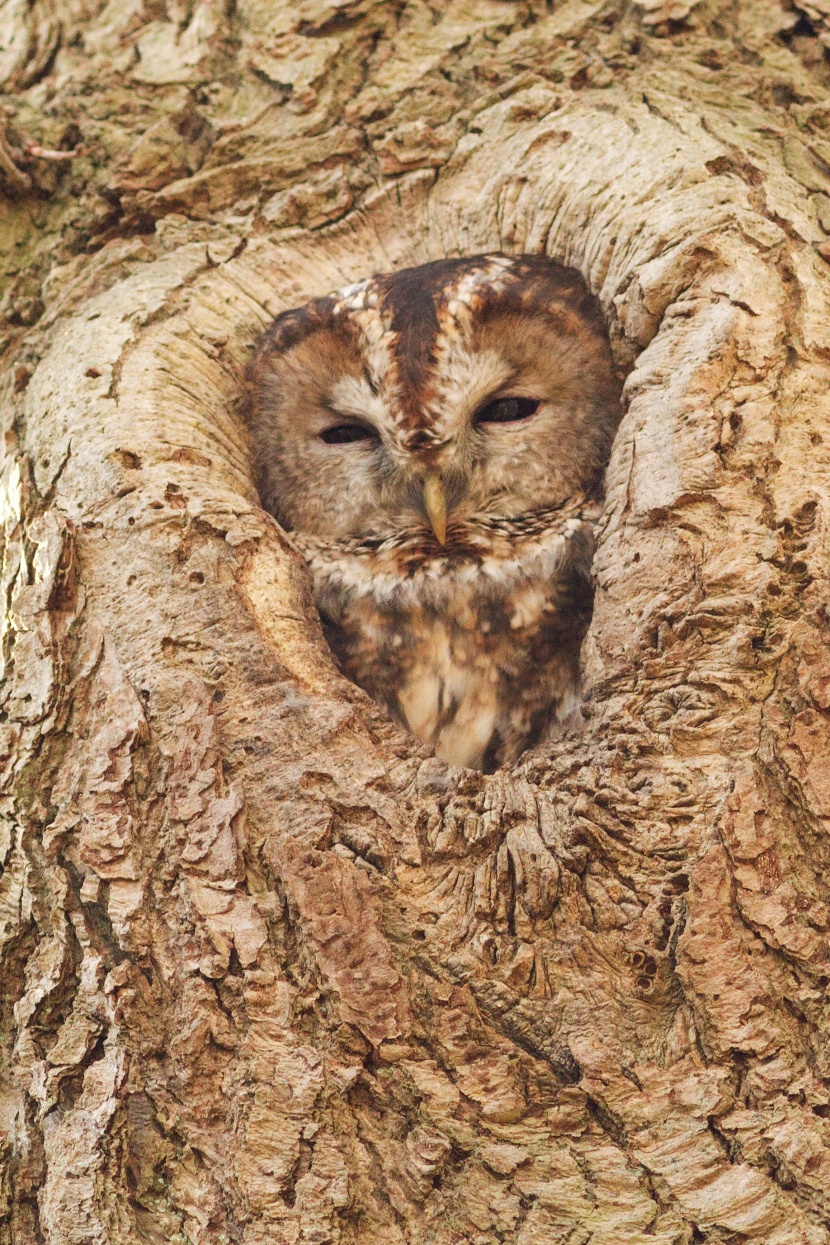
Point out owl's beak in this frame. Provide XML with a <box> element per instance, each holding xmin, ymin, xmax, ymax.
<box><xmin>423</xmin><ymin>472</ymin><xmax>448</xmax><ymax>544</ymax></box>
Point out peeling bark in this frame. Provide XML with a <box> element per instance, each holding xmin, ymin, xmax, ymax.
<box><xmin>3</xmin><ymin>1</ymin><xmax>830</xmax><ymax>1242</ymax></box>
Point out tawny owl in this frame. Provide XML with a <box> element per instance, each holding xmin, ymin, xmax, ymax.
<box><xmin>247</xmin><ymin>254</ymin><xmax>621</xmax><ymax>772</ymax></box>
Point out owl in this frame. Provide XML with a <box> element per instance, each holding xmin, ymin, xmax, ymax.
<box><xmin>247</xmin><ymin>254</ymin><xmax>621</xmax><ymax>772</ymax></box>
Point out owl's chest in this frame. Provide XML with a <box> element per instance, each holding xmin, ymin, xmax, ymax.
<box><xmin>317</xmin><ymin>562</ymin><xmax>590</xmax><ymax>771</ymax></box>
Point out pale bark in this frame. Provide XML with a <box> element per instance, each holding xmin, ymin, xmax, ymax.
<box><xmin>3</xmin><ymin>1</ymin><xmax>830</xmax><ymax>1242</ymax></box>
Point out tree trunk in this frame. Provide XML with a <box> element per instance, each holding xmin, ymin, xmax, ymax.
<box><xmin>3</xmin><ymin>1</ymin><xmax>830</xmax><ymax>1241</ymax></box>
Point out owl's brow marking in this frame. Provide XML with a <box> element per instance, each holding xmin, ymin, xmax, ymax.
<box><xmin>378</xmin><ymin>256</ymin><xmax>516</xmax><ymax>432</ymax></box>
<box><xmin>373</xmin><ymin>254</ymin><xmax>606</xmax><ymax>442</ymax></box>
<box><xmin>328</xmin><ymin>374</ymin><xmax>386</xmax><ymax>425</ymax></box>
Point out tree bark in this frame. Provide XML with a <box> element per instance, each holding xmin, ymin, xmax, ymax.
<box><xmin>3</xmin><ymin>0</ymin><xmax>830</xmax><ymax>1241</ymax></box>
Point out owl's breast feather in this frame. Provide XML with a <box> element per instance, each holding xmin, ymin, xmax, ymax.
<box><xmin>293</xmin><ymin>499</ymin><xmax>598</xmax><ymax>771</ymax></box>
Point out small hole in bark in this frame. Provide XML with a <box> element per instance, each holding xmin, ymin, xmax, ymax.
<box><xmin>771</xmin><ymin>83</ymin><xmax>799</xmax><ymax>107</ymax></box>
<box><xmin>213</xmin><ymin>689</ymin><xmax>225</xmax><ymax>702</ymax></box>
<box><xmin>190</xmin><ymin>571</ymin><xmax>205</xmax><ymax>585</ymax></box>
<box><xmin>173</xmin><ymin>446</ymin><xmax>213</xmax><ymax>467</ymax></box>
<box><xmin>57</xmin><ymin>1069</ymin><xmax>87</xmax><ymax>1109</ymax></box>
<box><xmin>795</xmin><ymin>500</ymin><xmax>819</xmax><ymax>530</ymax></box>
<box><xmin>127</xmin><ymin>574</ymin><xmax>136</xmax><ymax>585</ymax></box>
<box><xmin>112</xmin><ymin>448</ymin><xmax>142</xmax><ymax>470</ymax></box>
<box><xmin>697</xmin><ymin>47</ymin><xmax>724</xmax><ymax>70</ymax></box>
<box><xmin>128</xmin><ymin>516</ymin><xmax>135</xmax><ymax>525</ymax></box>
<box><xmin>810</xmin><ymin>432</ymin><xmax>823</xmax><ymax>445</ymax></box>
<box><xmin>165</xmin><ymin>483</ymin><xmax>188</xmax><ymax>508</ymax></box>
<box><xmin>781</xmin><ymin>13</ymin><xmax>818</xmax><ymax>43</ymax></box>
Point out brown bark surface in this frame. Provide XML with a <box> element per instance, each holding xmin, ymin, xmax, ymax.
<box><xmin>3</xmin><ymin>1</ymin><xmax>830</xmax><ymax>1241</ymax></box>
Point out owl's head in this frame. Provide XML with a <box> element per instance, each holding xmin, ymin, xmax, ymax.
<box><xmin>247</xmin><ymin>255</ymin><xmax>621</xmax><ymax>545</ymax></box>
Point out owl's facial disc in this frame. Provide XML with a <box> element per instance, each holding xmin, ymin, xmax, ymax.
<box><xmin>248</xmin><ymin>257</ymin><xmax>621</xmax><ymax>547</ymax></box>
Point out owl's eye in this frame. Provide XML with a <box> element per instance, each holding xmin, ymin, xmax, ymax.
<box><xmin>319</xmin><ymin>422</ymin><xmax>379</xmax><ymax>445</ymax></box>
<box><xmin>474</xmin><ymin>397</ymin><xmax>541</xmax><ymax>425</ymax></box>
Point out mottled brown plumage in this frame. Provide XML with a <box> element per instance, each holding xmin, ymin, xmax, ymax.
<box><xmin>247</xmin><ymin>254</ymin><xmax>621</xmax><ymax>771</ymax></box>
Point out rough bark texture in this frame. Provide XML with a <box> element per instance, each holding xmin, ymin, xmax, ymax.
<box><xmin>3</xmin><ymin>1</ymin><xmax>830</xmax><ymax>1241</ymax></box>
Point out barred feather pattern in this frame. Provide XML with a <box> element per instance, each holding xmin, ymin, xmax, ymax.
<box><xmin>294</xmin><ymin>498</ymin><xmax>599</xmax><ymax>771</ymax></box>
